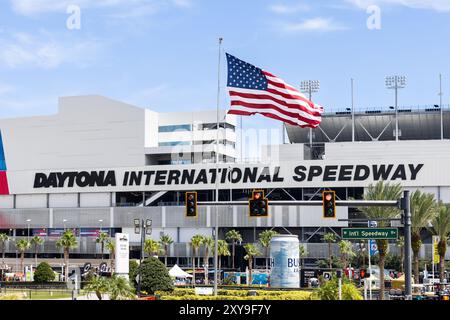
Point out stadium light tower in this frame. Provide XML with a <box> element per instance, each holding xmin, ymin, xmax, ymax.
<box><xmin>300</xmin><ymin>80</ymin><xmax>320</xmax><ymax>147</ymax></box>
<box><xmin>385</xmin><ymin>75</ymin><xmax>407</xmax><ymax>141</ymax></box>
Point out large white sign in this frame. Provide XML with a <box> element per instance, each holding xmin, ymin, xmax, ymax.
<box><xmin>115</xmin><ymin>233</ymin><xmax>129</xmax><ymax>275</ymax></box>
<box><xmin>5</xmin><ymin>158</ymin><xmax>450</xmax><ymax>194</ymax></box>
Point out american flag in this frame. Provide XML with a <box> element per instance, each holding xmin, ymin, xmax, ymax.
<box><xmin>226</xmin><ymin>53</ymin><xmax>324</xmax><ymax>128</ymax></box>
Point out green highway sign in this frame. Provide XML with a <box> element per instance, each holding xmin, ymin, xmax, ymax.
<box><xmin>341</xmin><ymin>228</ymin><xmax>398</xmax><ymax>240</ymax></box>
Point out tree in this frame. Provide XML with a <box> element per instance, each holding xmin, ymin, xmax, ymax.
<box><xmin>16</xmin><ymin>239</ymin><xmax>30</xmax><ymax>274</ymax></box>
<box><xmin>85</xmin><ymin>275</ymin><xmax>109</xmax><ymax>300</ymax></box>
<box><xmin>144</xmin><ymin>239</ymin><xmax>161</xmax><ymax>257</ymax></box>
<box><xmin>322</xmin><ymin>233</ymin><xmax>337</xmax><ymax>269</ymax></box>
<box><xmin>190</xmin><ymin>235</ymin><xmax>203</xmax><ymax>284</ymax></box>
<box><xmin>0</xmin><ymin>233</ymin><xmax>10</xmax><ymax>265</ymax></box>
<box><xmin>338</xmin><ymin>240</ymin><xmax>356</xmax><ymax>270</ymax></box>
<box><xmin>225</xmin><ymin>230</ymin><xmax>242</xmax><ymax>270</ymax></box>
<box><xmin>30</xmin><ymin>236</ymin><xmax>44</xmax><ymax>267</ymax></box>
<box><xmin>217</xmin><ymin>240</ymin><xmax>230</xmax><ymax>283</ymax></box>
<box><xmin>159</xmin><ymin>234</ymin><xmax>174</xmax><ymax>267</ymax></box>
<box><xmin>202</xmin><ymin>236</ymin><xmax>214</xmax><ymax>285</ymax></box>
<box><xmin>95</xmin><ymin>232</ymin><xmax>109</xmax><ymax>262</ymax></box>
<box><xmin>396</xmin><ymin>236</ymin><xmax>405</xmax><ymax>273</ymax></box>
<box><xmin>56</xmin><ymin>230</ymin><xmax>78</xmax><ymax>282</ymax></box>
<box><xmin>258</xmin><ymin>230</ymin><xmax>278</xmax><ymax>273</ymax></box>
<box><xmin>243</xmin><ymin>243</ymin><xmax>260</xmax><ymax>286</ymax></box>
<box><xmin>357</xmin><ymin>181</ymin><xmax>402</xmax><ymax>300</ymax></box>
<box><xmin>138</xmin><ymin>257</ymin><xmax>174</xmax><ymax>295</ymax></box>
<box><xmin>109</xmin><ymin>275</ymin><xmax>136</xmax><ymax>300</ymax></box>
<box><xmin>410</xmin><ymin>190</ymin><xmax>438</xmax><ymax>283</ymax></box>
<box><xmin>33</xmin><ymin>262</ymin><xmax>55</xmax><ymax>283</ymax></box>
<box><xmin>299</xmin><ymin>244</ymin><xmax>308</xmax><ymax>268</ymax></box>
<box><xmin>429</xmin><ymin>204</ymin><xmax>450</xmax><ymax>283</ymax></box>
<box><xmin>129</xmin><ymin>260</ymin><xmax>139</xmax><ymax>288</ymax></box>
<box><xmin>106</xmin><ymin>240</ymin><xmax>115</xmax><ymax>272</ymax></box>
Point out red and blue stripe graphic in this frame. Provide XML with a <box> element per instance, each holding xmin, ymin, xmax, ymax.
<box><xmin>0</xmin><ymin>130</ymin><xmax>9</xmax><ymax>195</ymax></box>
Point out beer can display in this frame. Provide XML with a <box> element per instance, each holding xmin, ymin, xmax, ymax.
<box><xmin>269</xmin><ymin>234</ymin><xmax>300</xmax><ymax>288</ymax></box>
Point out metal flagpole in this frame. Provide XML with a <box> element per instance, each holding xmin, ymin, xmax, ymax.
<box><xmin>440</xmin><ymin>74</ymin><xmax>443</xmax><ymax>140</ymax></box>
<box><xmin>214</xmin><ymin>37</ymin><xmax>223</xmax><ymax>296</ymax></box>
<box><xmin>351</xmin><ymin>78</ymin><xmax>355</xmax><ymax>142</ymax></box>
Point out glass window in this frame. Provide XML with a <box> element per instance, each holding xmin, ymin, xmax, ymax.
<box><xmin>158</xmin><ymin>124</ymin><xmax>192</xmax><ymax>133</ymax></box>
<box><xmin>158</xmin><ymin>141</ymin><xmax>191</xmax><ymax>147</ymax></box>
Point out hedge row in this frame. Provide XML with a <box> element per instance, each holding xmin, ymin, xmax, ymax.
<box><xmin>155</xmin><ymin>288</ymin><xmax>313</xmax><ymax>300</ymax></box>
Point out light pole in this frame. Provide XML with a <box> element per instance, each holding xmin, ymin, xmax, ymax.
<box><xmin>385</xmin><ymin>75</ymin><xmax>407</xmax><ymax>141</ymax></box>
<box><xmin>300</xmin><ymin>80</ymin><xmax>320</xmax><ymax>150</ymax></box>
<box><xmin>439</xmin><ymin>74</ymin><xmax>444</xmax><ymax>140</ymax></box>
<box><xmin>134</xmin><ymin>218</ymin><xmax>152</xmax><ymax>298</ymax></box>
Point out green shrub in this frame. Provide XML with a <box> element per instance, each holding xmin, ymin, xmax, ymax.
<box><xmin>312</xmin><ymin>277</ymin><xmax>362</xmax><ymax>300</ymax></box>
<box><xmin>138</xmin><ymin>257</ymin><xmax>173</xmax><ymax>295</ymax></box>
<box><xmin>0</xmin><ymin>294</ymin><xmax>22</xmax><ymax>300</ymax></box>
<box><xmin>129</xmin><ymin>260</ymin><xmax>139</xmax><ymax>288</ymax></box>
<box><xmin>33</xmin><ymin>262</ymin><xmax>55</xmax><ymax>283</ymax></box>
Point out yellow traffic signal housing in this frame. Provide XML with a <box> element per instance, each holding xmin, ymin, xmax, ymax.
<box><xmin>185</xmin><ymin>192</ymin><xmax>198</xmax><ymax>218</ymax></box>
<box><xmin>322</xmin><ymin>190</ymin><xmax>336</xmax><ymax>218</ymax></box>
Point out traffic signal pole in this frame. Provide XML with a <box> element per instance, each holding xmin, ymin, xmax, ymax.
<box><xmin>402</xmin><ymin>190</ymin><xmax>412</xmax><ymax>300</ymax></box>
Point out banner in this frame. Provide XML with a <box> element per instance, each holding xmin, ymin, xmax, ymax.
<box><xmin>433</xmin><ymin>236</ymin><xmax>440</xmax><ymax>264</ymax></box>
<box><xmin>115</xmin><ymin>233</ymin><xmax>129</xmax><ymax>276</ymax></box>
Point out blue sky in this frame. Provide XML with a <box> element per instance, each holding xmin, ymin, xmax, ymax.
<box><xmin>0</xmin><ymin>0</ymin><xmax>449</xmax><ymax>135</ymax></box>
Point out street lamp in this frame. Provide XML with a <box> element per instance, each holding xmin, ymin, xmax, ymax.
<box><xmin>300</xmin><ymin>80</ymin><xmax>320</xmax><ymax>147</ymax></box>
<box><xmin>385</xmin><ymin>75</ymin><xmax>407</xmax><ymax>141</ymax></box>
<box><xmin>134</xmin><ymin>218</ymin><xmax>152</xmax><ymax>298</ymax></box>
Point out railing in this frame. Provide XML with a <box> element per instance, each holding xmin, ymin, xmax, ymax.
<box><xmin>322</xmin><ymin>104</ymin><xmax>450</xmax><ymax>115</ymax></box>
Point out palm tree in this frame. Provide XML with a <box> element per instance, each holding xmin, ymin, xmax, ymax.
<box><xmin>357</xmin><ymin>181</ymin><xmax>402</xmax><ymax>300</ymax></box>
<box><xmin>396</xmin><ymin>236</ymin><xmax>405</xmax><ymax>273</ymax></box>
<box><xmin>159</xmin><ymin>234</ymin><xmax>174</xmax><ymax>267</ymax></box>
<box><xmin>225</xmin><ymin>230</ymin><xmax>242</xmax><ymax>270</ymax></box>
<box><xmin>410</xmin><ymin>190</ymin><xmax>438</xmax><ymax>283</ymax></box>
<box><xmin>106</xmin><ymin>240</ymin><xmax>115</xmax><ymax>272</ymax></box>
<box><xmin>322</xmin><ymin>233</ymin><xmax>337</xmax><ymax>268</ymax></box>
<box><xmin>85</xmin><ymin>275</ymin><xmax>109</xmax><ymax>300</ymax></box>
<box><xmin>217</xmin><ymin>240</ymin><xmax>230</xmax><ymax>284</ymax></box>
<box><xmin>0</xmin><ymin>233</ymin><xmax>10</xmax><ymax>265</ymax></box>
<box><xmin>258</xmin><ymin>230</ymin><xmax>278</xmax><ymax>273</ymax></box>
<box><xmin>429</xmin><ymin>204</ymin><xmax>450</xmax><ymax>283</ymax></box>
<box><xmin>95</xmin><ymin>232</ymin><xmax>109</xmax><ymax>262</ymax></box>
<box><xmin>143</xmin><ymin>239</ymin><xmax>161</xmax><ymax>257</ymax></box>
<box><xmin>202</xmin><ymin>236</ymin><xmax>215</xmax><ymax>285</ymax></box>
<box><xmin>338</xmin><ymin>240</ymin><xmax>356</xmax><ymax>270</ymax></box>
<box><xmin>56</xmin><ymin>230</ymin><xmax>78</xmax><ymax>282</ymax></box>
<box><xmin>30</xmin><ymin>236</ymin><xmax>44</xmax><ymax>267</ymax></box>
<box><xmin>190</xmin><ymin>235</ymin><xmax>204</xmax><ymax>285</ymax></box>
<box><xmin>109</xmin><ymin>275</ymin><xmax>136</xmax><ymax>300</ymax></box>
<box><xmin>299</xmin><ymin>244</ymin><xmax>308</xmax><ymax>269</ymax></box>
<box><xmin>243</xmin><ymin>243</ymin><xmax>260</xmax><ymax>286</ymax></box>
<box><xmin>16</xmin><ymin>239</ymin><xmax>30</xmax><ymax>274</ymax></box>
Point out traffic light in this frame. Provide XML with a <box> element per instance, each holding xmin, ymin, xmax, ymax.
<box><xmin>185</xmin><ymin>192</ymin><xmax>197</xmax><ymax>217</ymax></box>
<box><xmin>249</xmin><ymin>190</ymin><xmax>269</xmax><ymax>217</ymax></box>
<box><xmin>322</xmin><ymin>190</ymin><xmax>336</xmax><ymax>218</ymax></box>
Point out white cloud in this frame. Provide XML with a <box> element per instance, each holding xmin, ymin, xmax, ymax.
<box><xmin>280</xmin><ymin>17</ymin><xmax>347</xmax><ymax>32</ymax></box>
<box><xmin>0</xmin><ymin>83</ymin><xmax>14</xmax><ymax>96</ymax></box>
<box><xmin>10</xmin><ymin>0</ymin><xmax>192</xmax><ymax>16</ymax></box>
<box><xmin>345</xmin><ymin>0</ymin><xmax>450</xmax><ymax>12</ymax></box>
<box><xmin>0</xmin><ymin>32</ymin><xmax>102</xmax><ymax>69</ymax></box>
<box><xmin>269</xmin><ymin>2</ymin><xmax>310</xmax><ymax>14</ymax></box>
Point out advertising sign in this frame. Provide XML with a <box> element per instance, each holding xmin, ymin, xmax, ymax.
<box><xmin>433</xmin><ymin>236</ymin><xmax>440</xmax><ymax>264</ymax></box>
<box><xmin>115</xmin><ymin>233</ymin><xmax>129</xmax><ymax>275</ymax></box>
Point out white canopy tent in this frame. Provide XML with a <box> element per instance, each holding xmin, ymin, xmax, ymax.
<box><xmin>169</xmin><ymin>264</ymin><xmax>193</xmax><ymax>278</ymax></box>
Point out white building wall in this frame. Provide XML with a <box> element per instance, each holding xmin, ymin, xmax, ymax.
<box><xmin>15</xmin><ymin>194</ymin><xmax>47</xmax><ymax>208</ymax></box>
<box><xmin>179</xmin><ymin>228</ymin><xmax>212</xmax><ymax>243</ymax></box>
<box><xmin>0</xmin><ymin>195</ymin><xmax>14</xmax><ymax>209</ymax></box>
<box><xmin>0</xmin><ymin>95</ymin><xmax>146</xmax><ymax>171</ymax></box>
<box><xmin>49</xmin><ymin>193</ymin><xmax>78</xmax><ymax>208</ymax></box>
<box><xmin>80</xmin><ymin>193</ymin><xmax>111</xmax><ymax>207</ymax></box>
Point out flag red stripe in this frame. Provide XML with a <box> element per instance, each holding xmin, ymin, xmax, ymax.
<box><xmin>0</xmin><ymin>172</ymin><xmax>9</xmax><ymax>195</ymax></box>
<box><xmin>230</xmin><ymin>101</ymin><xmax>321</xmax><ymax>125</ymax></box>
<box><xmin>228</xmin><ymin>90</ymin><xmax>322</xmax><ymax>117</ymax></box>
<box><xmin>266</xmin><ymin>81</ymin><xmax>314</xmax><ymax>107</ymax></box>
<box><xmin>230</xmin><ymin>109</ymin><xmax>316</xmax><ymax>128</ymax></box>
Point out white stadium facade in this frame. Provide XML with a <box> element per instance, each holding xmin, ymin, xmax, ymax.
<box><xmin>0</xmin><ymin>95</ymin><xmax>450</xmax><ymax>268</ymax></box>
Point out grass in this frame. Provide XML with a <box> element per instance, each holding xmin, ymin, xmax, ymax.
<box><xmin>1</xmin><ymin>289</ymin><xmax>84</xmax><ymax>300</ymax></box>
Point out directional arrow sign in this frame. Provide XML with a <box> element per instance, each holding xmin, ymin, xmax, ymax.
<box><xmin>341</xmin><ymin>228</ymin><xmax>398</xmax><ymax>240</ymax></box>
